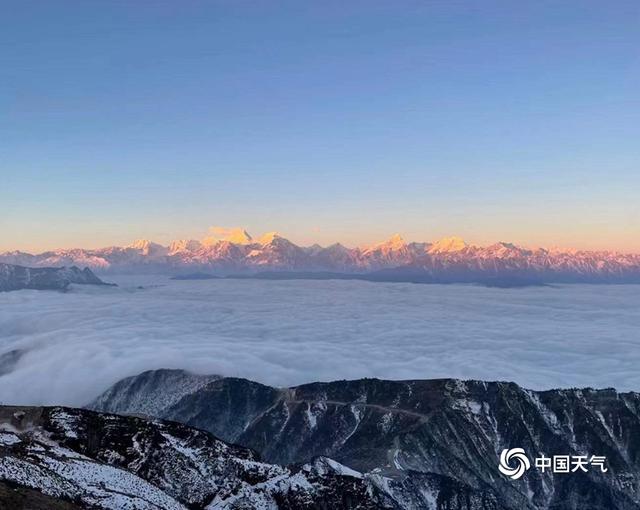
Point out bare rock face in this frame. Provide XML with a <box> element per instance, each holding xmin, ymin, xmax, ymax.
<box><xmin>92</xmin><ymin>370</ymin><xmax>640</xmax><ymax>509</ymax></box>
<box><xmin>0</xmin><ymin>263</ymin><xmax>110</xmax><ymax>292</ymax></box>
<box><xmin>6</xmin><ymin>370</ymin><xmax>640</xmax><ymax>509</ymax></box>
<box><xmin>0</xmin><ymin>349</ymin><xmax>25</xmax><ymax>377</ymax></box>
<box><xmin>0</xmin><ymin>406</ymin><xmax>392</xmax><ymax>510</ymax></box>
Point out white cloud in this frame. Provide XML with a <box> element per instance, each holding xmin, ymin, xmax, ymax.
<box><xmin>1</xmin><ymin>278</ymin><xmax>639</xmax><ymax>407</ymax></box>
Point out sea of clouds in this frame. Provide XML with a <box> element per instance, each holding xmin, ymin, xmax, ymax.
<box><xmin>1</xmin><ymin>276</ymin><xmax>639</xmax><ymax>406</ymax></box>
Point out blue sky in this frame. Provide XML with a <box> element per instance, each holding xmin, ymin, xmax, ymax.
<box><xmin>1</xmin><ymin>0</ymin><xmax>639</xmax><ymax>252</ymax></box>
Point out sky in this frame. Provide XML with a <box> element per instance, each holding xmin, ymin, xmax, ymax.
<box><xmin>1</xmin><ymin>0</ymin><xmax>639</xmax><ymax>253</ymax></box>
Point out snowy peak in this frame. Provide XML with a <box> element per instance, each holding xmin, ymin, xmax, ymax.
<box><xmin>427</xmin><ymin>236</ymin><xmax>467</xmax><ymax>254</ymax></box>
<box><xmin>168</xmin><ymin>239</ymin><xmax>203</xmax><ymax>254</ymax></box>
<box><xmin>385</xmin><ymin>233</ymin><xmax>406</xmax><ymax>250</ymax></box>
<box><xmin>202</xmin><ymin>227</ymin><xmax>254</xmax><ymax>246</ymax></box>
<box><xmin>363</xmin><ymin>234</ymin><xmax>406</xmax><ymax>254</ymax></box>
<box><xmin>481</xmin><ymin>241</ymin><xmax>529</xmax><ymax>258</ymax></box>
<box><xmin>226</xmin><ymin>228</ymin><xmax>253</xmax><ymax>245</ymax></box>
<box><xmin>325</xmin><ymin>242</ymin><xmax>349</xmax><ymax>253</ymax></box>
<box><xmin>128</xmin><ymin>239</ymin><xmax>153</xmax><ymax>251</ymax></box>
<box><xmin>3</xmin><ymin>229</ymin><xmax>640</xmax><ymax>283</ymax></box>
<box><xmin>258</xmin><ymin>231</ymin><xmax>281</xmax><ymax>245</ymax></box>
<box><xmin>127</xmin><ymin>239</ymin><xmax>168</xmax><ymax>257</ymax></box>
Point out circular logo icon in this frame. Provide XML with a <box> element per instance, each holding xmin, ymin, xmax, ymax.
<box><xmin>499</xmin><ymin>448</ymin><xmax>531</xmax><ymax>480</ymax></box>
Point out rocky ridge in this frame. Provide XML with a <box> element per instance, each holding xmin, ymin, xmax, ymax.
<box><xmin>90</xmin><ymin>369</ymin><xmax>640</xmax><ymax>509</ymax></box>
<box><xmin>0</xmin><ymin>263</ymin><xmax>109</xmax><ymax>292</ymax></box>
<box><xmin>0</xmin><ymin>405</ymin><xmax>394</xmax><ymax>509</ymax></box>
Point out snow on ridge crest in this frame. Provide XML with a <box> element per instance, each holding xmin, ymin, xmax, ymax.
<box><xmin>202</xmin><ymin>227</ymin><xmax>254</xmax><ymax>246</ymax></box>
<box><xmin>3</xmin><ymin>227</ymin><xmax>640</xmax><ymax>279</ymax></box>
<box><xmin>427</xmin><ymin>236</ymin><xmax>467</xmax><ymax>254</ymax></box>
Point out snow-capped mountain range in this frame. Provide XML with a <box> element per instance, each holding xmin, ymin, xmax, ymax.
<box><xmin>3</xmin><ymin>227</ymin><xmax>640</xmax><ymax>283</ymax></box>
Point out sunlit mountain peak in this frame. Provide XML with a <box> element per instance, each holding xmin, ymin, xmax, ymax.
<box><xmin>127</xmin><ymin>239</ymin><xmax>168</xmax><ymax>256</ymax></box>
<box><xmin>387</xmin><ymin>233</ymin><xmax>406</xmax><ymax>248</ymax></box>
<box><xmin>259</xmin><ymin>232</ymin><xmax>281</xmax><ymax>245</ymax></box>
<box><xmin>428</xmin><ymin>236</ymin><xmax>467</xmax><ymax>254</ymax></box>
<box><xmin>202</xmin><ymin>227</ymin><xmax>254</xmax><ymax>246</ymax></box>
<box><xmin>363</xmin><ymin>234</ymin><xmax>406</xmax><ymax>253</ymax></box>
<box><xmin>168</xmin><ymin>239</ymin><xmax>202</xmax><ymax>254</ymax></box>
<box><xmin>128</xmin><ymin>239</ymin><xmax>153</xmax><ymax>250</ymax></box>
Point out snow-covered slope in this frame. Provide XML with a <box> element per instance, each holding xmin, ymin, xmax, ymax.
<box><xmin>92</xmin><ymin>369</ymin><xmax>640</xmax><ymax>510</ymax></box>
<box><xmin>0</xmin><ymin>406</ymin><xmax>393</xmax><ymax>509</ymax></box>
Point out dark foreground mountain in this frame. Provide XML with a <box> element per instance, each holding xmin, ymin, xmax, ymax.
<box><xmin>0</xmin><ymin>263</ymin><xmax>110</xmax><ymax>292</ymax></box>
<box><xmin>92</xmin><ymin>369</ymin><xmax>640</xmax><ymax>509</ymax></box>
<box><xmin>0</xmin><ymin>405</ymin><xmax>397</xmax><ymax>509</ymax></box>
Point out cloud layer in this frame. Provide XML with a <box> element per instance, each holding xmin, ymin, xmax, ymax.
<box><xmin>1</xmin><ymin>277</ymin><xmax>639</xmax><ymax>406</ymax></box>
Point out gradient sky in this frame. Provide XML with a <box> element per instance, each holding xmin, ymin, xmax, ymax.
<box><xmin>1</xmin><ymin>0</ymin><xmax>639</xmax><ymax>253</ymax></box>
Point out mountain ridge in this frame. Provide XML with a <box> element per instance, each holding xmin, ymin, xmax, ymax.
<box><xmin>3</xmin><ymin>231</ymin><xmax>640</xmax><ymax>283</ymax></box>
<box><xmin>0</xmin><ymin>263</ymin><xmax>111</xmax><ymax>292</ymax></box>
<box><xmin>89</xmin><ymin>369</ymin><xmax>640</xmax><ymax>509</ymax></box>
<box><xmin>0</xmin><ymin>405</ymin><xmax>394</xmax><ymax>509</ymax></box>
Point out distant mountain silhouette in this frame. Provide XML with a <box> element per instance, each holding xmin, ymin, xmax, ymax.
<box><xmin>0</xmin><ymin>263</ymin><xmax>111</xmax><ymax>292</ymax></box>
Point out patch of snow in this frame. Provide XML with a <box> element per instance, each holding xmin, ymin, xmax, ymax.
<box><xmin>0</xmin><ymin>430</ymin><xmax>21</xmax><ymax>446</ymax></box>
